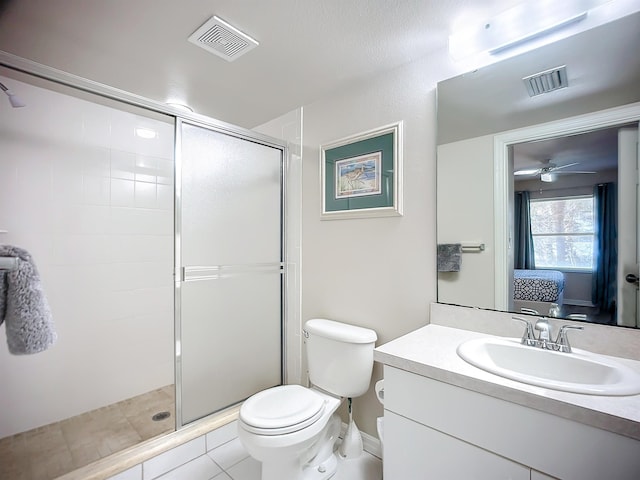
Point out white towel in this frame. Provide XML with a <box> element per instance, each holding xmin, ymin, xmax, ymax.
<box><xmin>0</xmin><ymin>245</ymin><xmax>56</xmax><ymax>354</ymax></box>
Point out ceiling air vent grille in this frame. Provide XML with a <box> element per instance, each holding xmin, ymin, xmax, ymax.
<box><xmin>523</xmin><ymin>65</ymin><xmax>568</xmax><ymax>97</ymax></box>
<box><xmin>188</xmin><ymin>16</ymin><xmax>259</xmax><ymax>62</ymax></box>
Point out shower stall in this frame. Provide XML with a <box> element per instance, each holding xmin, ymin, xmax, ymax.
<box><xmin>0</xmin><ymin>64</ymin><xmax>294</xmax><ymax>478</ymax></box>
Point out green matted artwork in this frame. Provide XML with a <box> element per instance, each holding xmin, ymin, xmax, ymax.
<box><xmin>320</xmin><ymin>122</ymin><xmax>403</xmax><ymax>220</ymax></box>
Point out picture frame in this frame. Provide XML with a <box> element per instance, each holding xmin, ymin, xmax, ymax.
<box><xmin>320</xmin><ymin>122</ymin><xmax>403</xmax><ymax>220</ymax></box>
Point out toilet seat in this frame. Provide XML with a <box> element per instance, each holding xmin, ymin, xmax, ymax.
<box><xmin>240</xmin><ymin>385</ymin><xmax>326</xmax><ymax>435</ymax></box>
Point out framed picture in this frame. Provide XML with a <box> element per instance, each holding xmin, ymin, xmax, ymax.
<box><xmin>320</xmin><ymin>122</ymin><xmax>403</xmax><ymax>220</ymax></box>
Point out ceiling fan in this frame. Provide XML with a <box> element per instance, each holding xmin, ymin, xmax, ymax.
<box><xmin>513</xmin><ymin>160</ymin><xmax>596</xmax><ymax>182</ymax></box>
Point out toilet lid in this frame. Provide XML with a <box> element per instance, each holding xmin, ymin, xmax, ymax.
<box><xmin>240</xmin><ymin>385</ymin><xmax>325</xmax><ymax>432</ymax></box>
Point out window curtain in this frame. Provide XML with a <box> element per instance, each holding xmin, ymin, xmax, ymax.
<box><xmin>514</xmin><ymin>191</ymin><xmax>535</xmax><ymax>269</ymax></box>
<box><xmin>592</xmin><ymin>182</ymin><xmax>618</xmax><ymax>312</ymax></box>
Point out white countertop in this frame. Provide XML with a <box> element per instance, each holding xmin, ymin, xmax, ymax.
<box><xmin>374</xmin><ymin>324</ymin><xmax>640</xmax><ymax>441</ymax></box>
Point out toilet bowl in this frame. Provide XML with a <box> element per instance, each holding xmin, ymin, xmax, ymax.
<box><xmin>238</xmin><ymin>385</ymin><xmax>342</xmax><ymax>480</ymax></box>
<box><xmin>237</xmin><ymin>318</ymin><xmax>377</xmax><ymax>480</ymax></box>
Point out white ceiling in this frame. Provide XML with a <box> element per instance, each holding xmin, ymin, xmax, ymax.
<box><xmin>512</xmin><ymin>125</ymin><xmax>625</xmax><ymax>177</ymax></box>
<box><xmin>0</xmin><ymin>0</ymin><xmax>525</xmax><ymax>128</ymax></box>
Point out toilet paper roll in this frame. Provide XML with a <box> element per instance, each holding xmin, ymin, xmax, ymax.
<box><xmin>375</xmin><ymin>379</ymin><xmax>384</xmax><ymax>405</ymax></box>
<box><xmin>376</xmin><ymin>416</ymin><xmax>384</xmax><ymax>448</ymax></box>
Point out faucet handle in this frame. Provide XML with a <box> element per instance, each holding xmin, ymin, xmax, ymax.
<box><xmin>555</xmin><ymin>324</ymin><xmax>584</xmax><ymax>353</ymax></box>
<box><xmin>512</xmin><ymin>316</ymin><xmax>536</xmax><ymax>346</ymax></box>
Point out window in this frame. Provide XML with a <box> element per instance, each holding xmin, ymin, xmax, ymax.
<box><xmin>529</xmin><ymin>196</ymin><xmax>595</xmax><ymax>270</ymax></box>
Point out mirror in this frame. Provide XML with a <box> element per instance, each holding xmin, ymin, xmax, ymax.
<box><xmin>436</xmin><ymin>11</ymin><xmax>640</xmax><ymax>327</ymax></box>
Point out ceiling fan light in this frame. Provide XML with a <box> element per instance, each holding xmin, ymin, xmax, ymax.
<box><xmin>540</xmin><ymin>172</ymin><xmax>555</xmax><ymax>182</ymax></box>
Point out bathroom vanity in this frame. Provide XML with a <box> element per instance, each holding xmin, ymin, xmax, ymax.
<box><xmin>374</xmin><ymin>324</ymin><xmax>640</xmax><ymax>480</ymax></box>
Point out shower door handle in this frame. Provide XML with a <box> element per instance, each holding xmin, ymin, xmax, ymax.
<box><xmin>625</xmin><ymin>273</ymin><xmax>639</xmax><ymax>286</ymax></box>
<box><xmin>181</xmin><ymin>263</ymin><xmax>284</xmax><ymax>282</ymax></box>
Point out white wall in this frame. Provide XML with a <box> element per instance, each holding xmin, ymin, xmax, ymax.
<box><xmin>300</xmin><ymin>56</ymin><xmax>442</xmax><ymax>435</ymax></box>
<box><xmin>0</xmin><ymin>76</ymin><xmax>174</xmax><ymax>437</ymax></box>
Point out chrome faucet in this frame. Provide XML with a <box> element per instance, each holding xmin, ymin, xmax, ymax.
<box><xmin>512</xmin><ymin>316</ymin><xmax>536</xmax><ymax>346</ymax></box>
<box><xmin>534</xmin><ymin>318</ymin><xmax>551</xmax><ymax>348</ymax></box>
<box><xmin>555</xmin><ymin>324</ymin><xmax>584</xmax><ymax>353</ymax></box>
<box><xmin>512</xmin><ymin>316</ymin><xmax>584</xmax><ymax>353</ymax></box>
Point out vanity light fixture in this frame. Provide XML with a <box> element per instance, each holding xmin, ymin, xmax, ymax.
<box><xmin>448</xmin><ymin>0</ymin><xmax>609</xmax><ymax>61</ymax></box>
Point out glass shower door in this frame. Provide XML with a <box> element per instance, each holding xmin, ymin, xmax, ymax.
<box><xmin>177</xmin><ymin>121</ymin><xmax>283</xmax><ymax>425</ymax></box>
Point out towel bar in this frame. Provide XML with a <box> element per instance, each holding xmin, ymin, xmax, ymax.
<box><xmin>0</xmin><ymin>256</ymin><xmax>18</xmax><ymax>270</ymax></box>
<box><xmin>461</xmin><ymin>243</ymin><xmax>485</xmax><ymax>252</ymax></box>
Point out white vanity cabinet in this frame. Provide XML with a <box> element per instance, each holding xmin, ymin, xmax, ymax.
<box><xmin>385</xmin><ymin>410</ymin><xmax>529</xmax><ymax>479</ymax></box>
<box><xmin>383</xmin><ymin>365</ymin><xmax>640</xmax><ymax>480</ymax></box>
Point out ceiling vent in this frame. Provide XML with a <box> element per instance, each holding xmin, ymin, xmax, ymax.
<box><xmin>188</xmin><ymin>16</ymin><xmax>259</xmax><ymax>62</ymax></box>
<box><xmin>522</xmin><ymin>65</ymin><xmax>568</xmax><ymax>97</ymax></box>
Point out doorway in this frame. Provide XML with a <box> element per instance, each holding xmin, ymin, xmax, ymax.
<box><xmin>494</xmin><ymin>103</ymin><xmax>640</xmax><ymax>327</ymax></box>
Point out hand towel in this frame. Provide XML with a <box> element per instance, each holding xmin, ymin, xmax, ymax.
<box><xmin>437</xmin><ymin>243</ymin><xmax>462</xmax><ymax>272</ymax></box>
<box><xmin>0</xmin><ymin>245</ymin><xmax>56</xmax><ymax>354</ymax></box>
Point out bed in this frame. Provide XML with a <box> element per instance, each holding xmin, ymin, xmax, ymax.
<box><xmin>513</xmin><ymin>269</ymin><xmax>565</xmax><ymax>316</ymax></box>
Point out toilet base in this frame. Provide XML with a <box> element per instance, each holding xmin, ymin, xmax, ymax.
<box><xmin>302</xmin><ymin>452</ymin><xmax>338</xmax><ymax>480</ymax></box>
<box><xmin>254</xmin><ymin>413</ymin><xmax>341</xmax><ymax>480</ymax></box>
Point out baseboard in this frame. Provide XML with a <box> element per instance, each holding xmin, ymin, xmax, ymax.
<box><xmin>339</xmin><ymin>421</ymin><xmax>382</xmax><ymax>460</ymax></box>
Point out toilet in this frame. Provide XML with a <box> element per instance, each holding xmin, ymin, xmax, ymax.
<box><xmin>238</xmin><ymin>318</ymin><xmax>377</xmax><ymax>480</ymax></box>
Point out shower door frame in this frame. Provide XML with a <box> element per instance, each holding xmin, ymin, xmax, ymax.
<box><xmin>173</xmin><ymin>118</ymin><xmax>288</xmax><ymax>428</ymax></box>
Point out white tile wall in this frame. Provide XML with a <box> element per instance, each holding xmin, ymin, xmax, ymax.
<box><xmin>205</xmin><ymin>422</ymin><xmax>240</xmax><ymax>450</ymax></box>
<box><xmin>106</xmin><ymin>422</ymin><xmax>245</xmax><ymax>480</ymax></box>
<box><xmin>0</xmin><ymin>74</ymin><xmax>175</xmax><ymax>438</ymax></box>
<box><xmin>143</xmin><ymin>437</ymin><xmax>206</xmax><ymax>480</ymax></box>
<box><xmin>109</xmin><ymin>465</ymin><xmax>143</xmax><ymax>480</ymax></box>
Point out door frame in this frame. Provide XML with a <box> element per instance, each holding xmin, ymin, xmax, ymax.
<box><xmin>493</xmin><ymin>102</ymin><xmax>640</xmax><ymax>313</ymax></box>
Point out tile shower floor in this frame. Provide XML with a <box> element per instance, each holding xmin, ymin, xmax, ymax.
<box><xmin>0</xmin><ymin>385</ymin><xmax>175</xmax><ymax>480</ymax></box>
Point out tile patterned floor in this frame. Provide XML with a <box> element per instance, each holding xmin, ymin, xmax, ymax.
<box><xmin>116</xmin><ymin>431</ymin><xmax>382</xmax><ymax>480</ymax></box>
<box><xmin>0</xmin><ymin>385</ymin><xmax>175</xmax><ymax>480</ymax></box>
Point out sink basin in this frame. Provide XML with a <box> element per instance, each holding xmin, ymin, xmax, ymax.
<box><xmin>457</xmin><ymin>337</ymin><xmax>640</xmax><ymax>396</ymax></box>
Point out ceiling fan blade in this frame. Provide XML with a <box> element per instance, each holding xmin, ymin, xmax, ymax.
<box><xmin>553</xmin><ymin>170</ymin><xmax>596</xmax><ymax>175</ymax></box>
<box><xmin>514</xmin><ymin>168</ymin><xmax>541</xmax><ymax>176</ymax></box>
<box><xmin>550</xmin><ymin>162</ymin><xmax>579</xmax><ymax>171</ymax></box>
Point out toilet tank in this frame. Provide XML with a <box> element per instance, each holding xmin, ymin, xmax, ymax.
<box><xmin>304</xmin><ymin>318</ymin><xmax>377</xmax><ymax>398</ymax></box>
